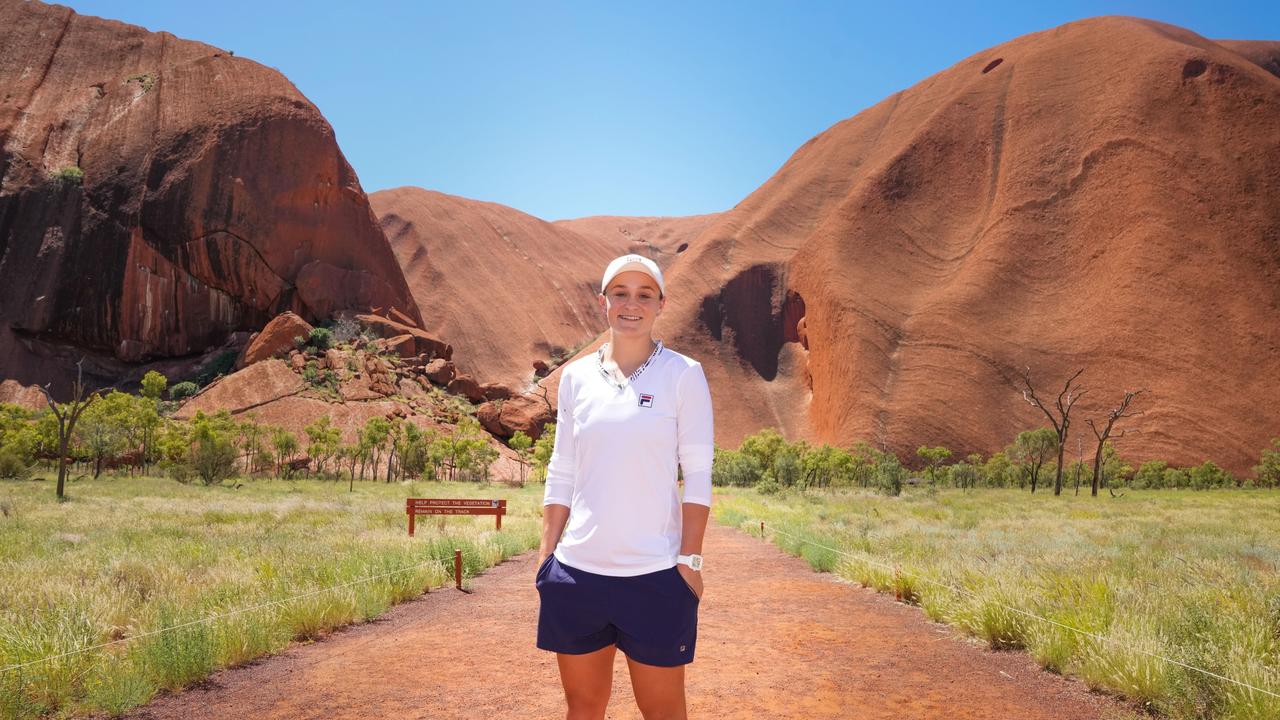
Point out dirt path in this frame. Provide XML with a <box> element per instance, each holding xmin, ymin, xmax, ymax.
<box><xmin>128</xmin><ymin>522</ymin><xmax>1127</xmax><ymax>719</ymax></box>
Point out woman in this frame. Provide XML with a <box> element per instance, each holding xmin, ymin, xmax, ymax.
<box><xmin>536</xmin><ymin>253</ymin><xmax>714</xmax><ymax>720</ymax></box>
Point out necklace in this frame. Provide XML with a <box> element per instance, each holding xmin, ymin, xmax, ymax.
<box><xmin>596</xmin><ymin>339</ymin><xmax>664</xmax><ymax>390</ymax></box>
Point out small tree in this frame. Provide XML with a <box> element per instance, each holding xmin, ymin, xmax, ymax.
<box><xmin>397</xmin><ymin>423</ymin><xmax>427</xmax><ymax>481</ymax></box>
<box><xmin>981</xmin><ymin>451</ymin><xmax>1015</xmax><ymax>487</ymax></box>
<box><xmin>76</xmin><ymin>390</ymin><xmax>134</xmax><ymax>478</ymax></box>
<box><xmin>304</xmin><ymin>416</ymin><xmax>341</xmax><ymax>477</ymax></box>
<box><xmin>1253</xmin><ymin>439</ymin><xmax>1280</xmax><ymax>488</ymax></box>
<box><xmin>1020</xmin><ymin>367</ymin><xmax>1086</xmax><ymax>496</ymax></box>
<box><xmin>874</xmin><ymin>453</ymin><xmax>905</xmax><ymax>496</ymax></box>
<box><xmin>916</xmin><ymin>446</ymin><xmax>952</xmax><ymax>487</ymax></box>
<box><xmin>140</xmin><ymin>370</ymin><xmax>168</xmax><ymax>401</ymax></box>
<box><xmin>190</xmin><ymin>411</ymin><xmax>237</xmax><ymax>486</ymax></box>
<box><xmin>530</xmin><ymin>423</ymin><xmax>556</xmax><ymax>483</ymax></box>
<box><xmin>949</xmin><ymin>459</ymin><xmax>979</xmax><ymax>492</ymax></box>
<box><xmin>271</xmin><ymin>427</ymin><xmax>299</xmax><ymax>478</ymax></box>
<box><xmin>237</xmin><ymin>421</ymin><xmax>266</xmax><ymax>475</ymax></box>
<box><xmin>740</xmin><ymin>428</ymin><xmax>787</xmax><ymax>473</ymax></box>
<box><xmin>360</xmin><ymin>417</ymin><xmax>392</xmax><ymax>481</ymax></box>
<box><xmin>712</xmin><ymin>448</ymin><xmax>764</xmax><ymax>487</ymax></box>
<box><xmin>508</xmin><ymin>430</ymin><xmax>533</xmax><ymax>485</ymax></box>
<box><xmin>36</xmin><ymin>359</ymin><xmax>100</xmax><ymax>500</ymax></box>
<box><xmin>1009</xmin><ymin>428</ymin><xmax>1057</xmax><ymax>493</ymax></box>
<box><xmin>1086</xmin><ymin>390</ymin><xmax>1143</xmax><ymax>497</ymax></box>
<box><xmin>772</xmin><ymin>446</ymin><xmax>803</xmax><ymax>487</ymax></box>
<box><xmin>169</xmin><ymin>381</ymin><xmax>199</xmax><ymax>401</ymax></box>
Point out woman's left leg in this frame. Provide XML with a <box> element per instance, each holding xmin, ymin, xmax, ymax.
<box><xmin>626</xmin><ymin>656</ymin><xmax>686</xmax><ymax>720</ymax></box>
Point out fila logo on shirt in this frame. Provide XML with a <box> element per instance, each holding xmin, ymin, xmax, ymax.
<box><xmin>638</xmin><ymin>393</ymin><xmax>655</xmax><ymax>408</ymax></box>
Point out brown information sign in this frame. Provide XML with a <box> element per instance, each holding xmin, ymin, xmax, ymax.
<box><xmin>406</xmin><ymin>498</ymin><xmax>507</xmax><ymax>535</ymax></box>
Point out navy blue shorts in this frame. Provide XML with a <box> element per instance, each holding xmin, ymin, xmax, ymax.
<box><xmin>535</xmin><ymin>554</ymin><xmax>700</xmax><ymax>667</ymax></box>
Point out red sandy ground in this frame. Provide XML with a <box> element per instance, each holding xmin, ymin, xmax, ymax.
<box><xmin>125</xmin><ymin>523</ymin><xmax>1130</xmax><ymax>719</ymax></box>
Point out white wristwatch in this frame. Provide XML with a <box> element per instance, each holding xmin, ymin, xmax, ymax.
<box><xmin>677</xmin><ymin>554</ymin><xmax>703</xmax><ymax>571</ymax></box>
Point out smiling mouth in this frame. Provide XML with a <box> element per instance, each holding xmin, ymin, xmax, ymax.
<box><xmin>619</xmin><ymin>315</ymin><xmax>642</xmax><ymax>321</ymax></box>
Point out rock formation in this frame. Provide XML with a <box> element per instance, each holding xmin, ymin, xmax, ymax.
<box><xmin>371</xmin><ymin>187</ymin><xmax>650</xmax><ymax>390</ymax></box>
<box><xmin>0</xmin><ymin>380</ymin><xmax>49</xmax><ymax>411</ymax></box>
<box><xmin>0</xmin><ymin>1</ymin><xmax>421</xmax><ymax>397</ymax></box>
<box><xmin>543</xmin><ymin>17</ymin><xmax>1280</xmax><ymax>475</ymax></box>
<box><xmin>235</xmin><ymin>312</ymin><xmax>313</xmax><ymax>369</ymax></box>
<box><xmin>554</xmin><ymin>214</ymin><xmax>719</xmax><ymax>268</ymax></box>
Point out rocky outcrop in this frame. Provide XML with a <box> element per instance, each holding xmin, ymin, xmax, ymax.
<box><xmin>423</xmin><ymin>359</ymin><xmax>456</xmax><ymax>386</ymax></box>
<box><xmin>0</xmin><ymin>380</ymin><xmax>49</xmax><ymax>411</ymax></box>
<box><xmin>370</xmin><ymin>187</ymin><xmax>635</xmax><ymax>390</ymax></box>
<box><xmin>348</xmin><ymin>312</ymin><xmax>451</xmax><ymax>361</ymax></box>
<box><xmin>174</xmin><ymin>359</ymin><xmax>305</xmax><ymax>420</ymax></box>
<box><xmin>447</xmin><ymin>375</ymin><xmax>485</xmax><ymax>404</ymax></box>
<box><xmin>477</xmin><ymin>395</ymin><xmax>555</xmax><ymax>440</ymax></box>
<box><xmin>540</xmin><ymin>17</ymin><xmax>1280</xmax><ymax>475</ymax></box>
<box><xmin>0</xmin><ymin>1</ymin><xmax>421</xmax><ymax>397</ymax></box>
<box><xmin>236</xmin><ymin>312</ymin><xmax>313</xmax><ymax>369</ymax></box>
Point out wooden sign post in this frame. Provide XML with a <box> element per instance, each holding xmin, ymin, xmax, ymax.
<box><xmin>406</xmin><ymin>498</ymin><xmax>507</xmax><ymax>536</ymax></box>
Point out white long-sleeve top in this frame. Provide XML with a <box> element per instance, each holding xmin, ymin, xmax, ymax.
<box><xmin>543</xmin><ymin>340</ymin><xmax>714</xmax><ymax>577</ymax></box>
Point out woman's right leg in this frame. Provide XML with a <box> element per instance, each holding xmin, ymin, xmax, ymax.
<box><xmin>557</xmin><ymin>645</ymin><xmax>617</xmax><ymax>720</ymax></box>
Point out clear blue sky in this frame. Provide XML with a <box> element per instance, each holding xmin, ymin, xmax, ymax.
<box><xmin>62</xmin><ymin>1</ymin><xmax>1278</xmax><ymax>220</ymax></box>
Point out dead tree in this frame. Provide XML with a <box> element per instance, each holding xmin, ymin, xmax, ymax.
<box><xmin>1074</xmin><ymin>436</ymin><xmax>1084</xmax><ymax>496</ymax></box>
<box><xmin>1021</xmin><ymin>367</ymin><xmax>1086</xmax><ymax>496</ymax></box>
<box><xmin>35</xmin><ymin>359</ymin><xmax>101</xmax><ymax>501</ymax></box>
<box><xmin>1087</xmin><ymin>390</ymin><xmax>1145</xmax><ymax>497</ymax></box>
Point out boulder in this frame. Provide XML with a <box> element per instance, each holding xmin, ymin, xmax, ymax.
<box><xmin>447</xmin><ymin>375</ymin><xmax>485</xmax><ymax>404</ymax></box>
<box><xmin>324</xmin><ymin>348</ymin><xmax>349</xmax><ymax>377</ymax></box>
<box><xmin>351</xmin><ymin>313</ymin><xmax>452</xmax><ymax>360</ymax></box>
<box><xmin>174</xmin><ymin>359</ymin><xmax>305</xmax><ymax>419</ymax></box>
<box><xmin>235</xmin><ymin>312</ymin><xmax>313</xmax><ymax>370</ymax></box>
<box><xmin>477</xmin><ymin>395</ymin><xmax>555</xmax><ymax>440</ymax></box>
<box><xmin>339</xmin><ymin>375</ymin><xmax>381</xmax><ymax>402</ymax></box>
<box><xmin>377</xmin><ymin>334</ymin><xmax>418</xmax><ymax>359</ymax></box>
<box><xmin>424</xmin><ymin>359</ymin><xmax>456</xmax><ymax>386</ymax></box>
<box><xmin>0</xmin><ymin>379</ymin><xmax>49</xmax><ymax>411</ymax></box>
<box><xmin>398</xmin><ymin>377</ymin><xmax>426</xmax><ymax>399</ymax></box>
<box><xmin>480</xmin><ymin>382</ymin><xmax>513</xmax><ymax>401</ymax></box>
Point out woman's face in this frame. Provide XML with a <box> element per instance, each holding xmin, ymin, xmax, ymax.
<box><xmin>598</xmin><ymin>270</ymin><xmax>665</xmax><ymax>338</ymax></box>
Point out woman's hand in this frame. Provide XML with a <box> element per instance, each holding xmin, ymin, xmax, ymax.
<box><xmin>535</xmin><ymin>551</ymin><xmax>550</xmax><ymax>583</ymax></box>
<box><xmin>676</xmin><ymin>563</ymin><xmax>703</xmax><ymax>600</ymax></box>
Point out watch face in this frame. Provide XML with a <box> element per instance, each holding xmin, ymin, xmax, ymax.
<box><xmin>690</xmin><ymin>555</ymin><xmax>703</xmax><ymax>571</ymax></box>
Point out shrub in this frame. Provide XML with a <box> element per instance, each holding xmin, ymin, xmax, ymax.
<box><xmin>0</xmin><ymin>449</ymin><xmax>32</xmax><ymax>480</ymax></box>
<box><xmin>194</xmin><ymin>350</ymin><xmax>237</xmax><ymax>387</ymax></box>
<box><xmin>125</xmin><ymin>72</ymin><xmax>157</xmax><ymax>93</ymax></box>
<box><xmin>712</xmin><ymin>449</ymin><xmax>763</xmax><ymax>487</ymax></box>
<box><xmin>1254</xmin><ymin>439</ymin><xmax>1280</xmax><ymax>488</ymax></box>
<box><xmin>755</xmin><ymin>477</ymin><xmax>781</xmax><ymax>495</ymax></box>
<box><xmin>140</xmin><ymin>370</ymin><xmax>168</xmax><ymax>400</ymax></box>
<box><xmin>772</xmin><ymin>448</ymin><xmax>803</xmax><ymax>487</ymax></box>
<box><xmin>169</xmin><ymin>382</ymin><xmax>199</xmax><ymax>401</ymax></box>
<box><xmin>331</xmin><ymin>316</ymin><xmax>362</xmax><ymax>345</ymax></box>
<box><xmin>306</xmin><ymin>327</ymin><xmax>334</xmax><ymax>351</ymax></box>
<box><xmin>1133</xmin><ymin>460</ymin><xmax>1169</xmax><ymax>489</ymax></box>
<box><xmin>875</xmin><ymin>454</ymin><xmax>905</xmax><ymax>496</ymax></box>
<box><xmin>1189</xmin><ymin>460</ymin><xmax>1234</xmax><ymax>490</ymax></box>
<box><xmin>51</xmin><ymin>166</ymin><xmax>84</xmax><ymax>186</ymax></box>
<box><xmin>189</xmin><ymin>412</ymin><xmax>237</xmax><ymax>485</ymax></box>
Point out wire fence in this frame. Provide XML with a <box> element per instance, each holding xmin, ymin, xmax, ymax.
<box><xmin>5</xmin><ymin>517</ymin><xmax>1277</xmax><ymax>707</ymax></box>
<box><xmin>755</xmin><ymin>520</ymin><xmax>1280</xmax><ymax>701</ymax></box>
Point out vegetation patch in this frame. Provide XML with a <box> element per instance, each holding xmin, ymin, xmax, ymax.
<box><xmin>714</xmin><ymin>485</ymin><xmax>1280</xmax><ymax>718</ymax></box>
<box><xmin>0</xmin><ymin>478</ymin><xmax>541</xmax><ymax>718</ymax></box>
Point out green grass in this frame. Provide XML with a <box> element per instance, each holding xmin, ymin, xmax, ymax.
<box><xmin>714</xmin><ymin>486</ymin><xmax>1280</xmax><ymax>720</ymax></box>
<box><xmin>0</xmin><ymin>476</ymin><xmax>541</xmax><ymax>719</ymax></box>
